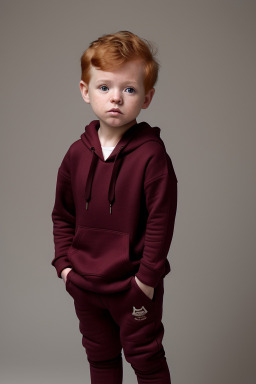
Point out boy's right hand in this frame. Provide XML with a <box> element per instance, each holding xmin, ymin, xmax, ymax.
<box><xmin>61</xmin><ymin>268</ymin><xmax>72</xmax><ymax>284</ymax></box>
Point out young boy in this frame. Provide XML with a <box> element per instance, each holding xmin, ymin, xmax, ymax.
<box><xmin>51</xmin><ymin>30</ymin><xmax>178</xmax><ymax>384</ymax></box>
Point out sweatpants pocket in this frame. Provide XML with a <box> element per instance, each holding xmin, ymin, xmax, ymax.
<box><xmin>65</xmin><ymin>269</ymin><xmax>73</xmax><ymax>293</ymax></box>
<box><xmin>67</xmin><ymin>226</ymin><xmax>131</xmax><ymax>281</ymax></box>
<box><xmin>131</xmin><ymin>276</ymin><xmax>155</xmax><ymax>308</ymax></box>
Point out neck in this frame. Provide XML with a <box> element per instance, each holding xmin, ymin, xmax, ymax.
<box><xmin>98</xmin><ymin>127</ymin><xmax>120</xmax><ymax>147</ymax></box>
<box><xmin>98</xmin><ymin>120</ymin><xmax>137</xmax><ymax>147</ymax></box>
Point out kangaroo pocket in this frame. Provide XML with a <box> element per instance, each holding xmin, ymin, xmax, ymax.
<box><xmin>67</xmin><ymin>225</ymin><xmax>133</xmax><ymax>281</ymax></box>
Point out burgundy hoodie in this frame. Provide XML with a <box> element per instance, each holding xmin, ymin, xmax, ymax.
<box><xmin>51</xmin><ymin>120</ymin><xmax>178</xmax><ymax>294</ymax></box>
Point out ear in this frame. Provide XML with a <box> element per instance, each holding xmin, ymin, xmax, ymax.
<box><xmin>141</xmin><ymin>88</ymin><xmax>156</xmax><ymax>109</ymax></box>
<box><xmin>80</xmin><ymin>80</ymin><xmax>90</xmax><ymax>104</ymax></box>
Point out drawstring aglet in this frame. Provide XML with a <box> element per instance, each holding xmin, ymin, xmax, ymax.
<box><xmin>86</xmin><ymin>201</ymin><xmax>89</xmax><ymax>210</ymax></box>
<box><xmin>109</xmin><ymin>203</ymin><xmax>112</xmax><ymax>215</ymax></box>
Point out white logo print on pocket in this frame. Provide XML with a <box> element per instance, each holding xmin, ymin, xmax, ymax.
<box><xmin>132</xmin><ymin>306</ymin><xmax>148</xmax><ymax>321</ymax></box>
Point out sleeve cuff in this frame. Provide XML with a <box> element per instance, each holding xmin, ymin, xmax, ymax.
<box><xmin>52</xmin><ymin>259</ymin><xmax>73</xmax><ymax>279</ymax></box>
<box><xmin>135</xmin><ymin>262</ymin><xmax>166</xmax><ymax>288</ymax></box>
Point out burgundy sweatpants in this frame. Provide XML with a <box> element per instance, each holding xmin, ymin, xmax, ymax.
<box><xmin>65</xmin><ymin>271</ymin><xmax>171</xmax><ymax>384</ymax></box>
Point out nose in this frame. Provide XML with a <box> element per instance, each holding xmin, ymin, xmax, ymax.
<box><xmin>110</xmin><ymin>90</ymin><xmax>123</xmax><ymax>105</ymax></box>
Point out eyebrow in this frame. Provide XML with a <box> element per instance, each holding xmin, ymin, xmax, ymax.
<box><xmin>95</xmin><ymin>79</ymin><xmax>138</xmax><ymax>85</ymax></box>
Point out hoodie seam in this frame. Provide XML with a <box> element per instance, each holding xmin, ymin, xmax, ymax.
<box><xmin>58</xmin><ymin>168</ymin><xmax>71</xmax><ymax>180</ymax></box>
<box><xmin>144</xmin><ymin>173</ymin><xmax>169</xmax><ymax>187</ymax></box>
<box><xmin>139</xmin><ymin>260</ymin><xmax>164</xmax><ymax>272</ymax></box>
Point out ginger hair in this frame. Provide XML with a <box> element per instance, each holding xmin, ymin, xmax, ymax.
<box><xmin>80</xmin><ymin>31</ymin><xmax>160</xmax><ymax>94</ymax></box>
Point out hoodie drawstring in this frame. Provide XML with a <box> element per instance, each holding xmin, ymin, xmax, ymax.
<box><xmin>85</xmin><ymin>145</ymin><xmax>124</xmax><ymax>214</ymax></box>
<box><xmin>108</xmin><ymin>146</ymin><xmax>124</xmax><ymax>214</ymax></box>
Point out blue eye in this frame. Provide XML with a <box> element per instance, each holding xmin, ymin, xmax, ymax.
<box><xmin>100</xmin><ymin>86</ymin><xmax>108</xmax><ymax>92</ymax></box>
<box><xmin>125</xmin><ymin>87</ymin><xmax>135</xmax><ymax>94</ymax></box>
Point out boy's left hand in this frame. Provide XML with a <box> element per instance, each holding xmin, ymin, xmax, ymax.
<box><xmin>135</xmin><ymin>276</ymin><xmax>154</xmax><ymax>300</ymax></box>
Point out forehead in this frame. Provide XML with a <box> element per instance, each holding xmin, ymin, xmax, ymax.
<box><xmin>89</xmin><ymin>60</ymin><xmax>145</xmax><ymax>84</ymax></box>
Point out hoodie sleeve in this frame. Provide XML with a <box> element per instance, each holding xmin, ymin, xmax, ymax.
<box><xmin>135</xmin><ymin>144</ymin><xmax>178</xmax><ymax>288</ymax></box>
<box><xmin>51</xmin><ymin>147</ymin><xmax>76</xmax><ymax>278</ymax></box>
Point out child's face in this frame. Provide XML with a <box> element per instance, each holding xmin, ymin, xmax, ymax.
<box><xmin>80</xmin><ymin>59</ymin><xmax>155</xmax><ymax>131</ymax></box>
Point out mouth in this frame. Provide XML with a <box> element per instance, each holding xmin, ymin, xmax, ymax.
<box><xmin>108</xmin><ymin>109</ymin><xmax>123</xmax><ymax>114</ymax></box>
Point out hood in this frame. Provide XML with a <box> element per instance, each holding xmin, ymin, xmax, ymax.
<box><xmin>80</xmin><ymin>120</ymin><xmax>165</xmax><ymax>214</ymax></box>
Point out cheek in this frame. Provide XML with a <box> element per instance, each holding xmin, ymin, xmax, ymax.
<box><xmin>88</xmin><ymin>90</ymin><xmax>102</xmax><ymax>104</ymax></box>
<box><xmin>90</xmin><ymin>97</ymin><xmax>103</xmax><ymax>110</ymax></box>
<box><xmin>129</xmin><ymin>99</ymin><xmax>144</xmax><ymax>114</ymax></box>
<box><xmin>128</xmin><ymin>96</ymin><xmax>142</xmax><ymax>107</ymax></box>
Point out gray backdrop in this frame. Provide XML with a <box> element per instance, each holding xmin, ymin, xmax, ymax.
<box><xmin>1</xmin><ymin>1</ymin><xmax>255</xmax><ymax>383</ymax></box>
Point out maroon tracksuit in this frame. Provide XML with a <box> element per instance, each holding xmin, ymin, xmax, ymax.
<box><xmin>51</xmin><ymin>120</ymin><xmax>178</xmax><ymax>383</ymax></box>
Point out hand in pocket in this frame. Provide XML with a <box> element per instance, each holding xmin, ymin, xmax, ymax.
<box><xmin>61</xmin><ymin>268</ymin><xmax>72</xmax><ymax>284</ymax></box>
<box><xmin>135</xmin><ymin>276</ymin><xmax>154</xmax><ymax>300</ymax></box>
